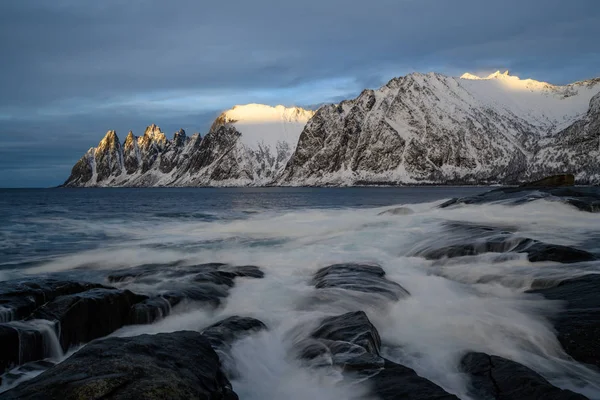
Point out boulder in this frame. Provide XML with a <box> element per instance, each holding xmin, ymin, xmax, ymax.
<box><xmin>31</xmin><ymin>288</ymin><xmax>147</xmax><ymax>352</ymax></box>
<box><xmin>0</xmin><ymin>331</ymin><xmax>239</xmax><ymax>400</ymax></box>
<box><xmin>521</xmin><ymin>174</ymin><xmax>575</xmax><ymax>187</ymax></box>
<box><xmin>0</xmin><ymin>323</ymin><xmax>45</xmax><ymax>374</ymax></box>
<box><xmin>460</xmin><ymin>352</ymin><xmax>587</xmax><ymax>400</ymax></box>
<box><xmin>514</xmin><ymin>241</ymin><xmax>596</xmax><ymax>264</ymax></box>
<box><xmin>0</xmin><ymin>279</ymin><xmax>106</xmax><ymax>322</ymax></box>
<box><xmin>201</xmin><ymin>316</ymin><xmax>267</xmax><ymax>349</ymax></box>
<box><xmin>417</xmin><ymin>235</ymin><xmax>596</xmax><ymax>264</ymax></box>
<box><xmin>439</xmin><ymin>186</ymin><xmax>600</xmax><ymax>212</ymax></box>
<box><xmin>107</xmin><ymin>263</ymin><xmax>264</xmax><ymax>309</ymax></box>
<box><xmin>378</xmin><ymin>207</ymin><xmax>414</xmax><ymax>216</ymax></box>
<box><xmin>371</xmin><ymin>359</ymin><xmax>459</xmax><ymax>400</ymax></box>
<box><xmin>312</xmin><ymin>263</ymin><xmax>409</xmax><ymax>301</ymax></box>
<box><xmin>528</xmin><ymin>274</ymin><xmax>600</xmax><ymax>368</ymax></box>
<box><xmin>128</xmin><ymin>295</ymin><xmax>180</xmax><ymax>325</ymax></box>
<box><xmin>311</xmin><ymin>311</ymin><xmax>381</xmax><ymax>356</ymax></box>
<box><xmin>299</xmin><ymin>311</ymin><xmax>458</xmax><ymax>400</ymax></box>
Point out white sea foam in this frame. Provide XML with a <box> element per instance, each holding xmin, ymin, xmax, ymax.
<box><xmin>12</xmin><ymin>199</ymin><xmax>600</xmax><ymax>398</ymax></box>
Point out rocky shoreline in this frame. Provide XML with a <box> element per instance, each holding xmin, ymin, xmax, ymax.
<box><xmin>1</xmin><ymin>181</ymin><xmax>600</xmax><ymax>399</ymax></box>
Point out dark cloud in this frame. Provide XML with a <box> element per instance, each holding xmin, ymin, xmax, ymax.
<box><xmin>1</xmin><ymin>0</ymin><xmax>599</xmax><ymax>186</ymax></box>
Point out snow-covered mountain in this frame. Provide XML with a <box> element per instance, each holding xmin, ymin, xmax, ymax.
<box><xmin>63</xmin><ymin>104</ymin><xmax>314</xmax><ymax>187</ymax></box>
<box><xmin>279</xmin><ymin>71</ymin><xmax>600</xmax><ymax>185</ymax></box>
<box><xmin>63</xmin><ymin>72</ymin><xmax>600</xmax><ymax>187</ymax></box>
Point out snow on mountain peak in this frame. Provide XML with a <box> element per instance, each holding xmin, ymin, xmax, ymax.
<box><xmin>223</xmin><ymin>103</ymin><xmax>314</xmax><ymax>124</ymax></box>
<box><xmin>487</xmin><ymin>70</ymin><xmax>511</xmax><ymax>78</ymax></box>
<box><xmin>213</xmin><ymin>104</ymin><xmax>314</xmax><ymax>154</ymax></box>
<box><xmin>460</xmin><ymin>70</ymin><xmax>554</xmax><ymax>90</ymax></box>
<box><xmin>461</xmin><ymin>70</ymin><xmax>511</xmax><ymax>80</ymax></box>
<box><xmin>460</xmin><ymin>72</ymin><xmax>484</xmax><ymax>80</ymax></box>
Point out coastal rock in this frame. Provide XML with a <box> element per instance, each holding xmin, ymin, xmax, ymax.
<box><xmin>515</xmin><ymin>241</ymin><xmax>596</xmax><ymax>264</ymax></box>
<box><xmin>309</xmin><ymin>311</ymin><xmax>382</xmax><ymax>357</ymax></box>
<box><xmin>128</xmin><ymin>296</ymin><xmax>179</xmax><ymax>325</ymax></box>
<box><xmin>312</xmin><ymin>263</ymin><xmax>409</xmax><ymax>300</ymax></box>
<box><xmin>440</xmin><ymin>186</ymin><xmax>600</xmax><ymax>212</ymax></box>
<box><xmin>0</xmin><ymin>331</ymin><xmax>239</xmax><ymax>400</ymax></box>
<box><xmin>0</xmin><ymin>279</ymin><xmax>106</xmax><ymax>322</ymax></box>
<box><xmin>520</xmin><ymin>174</ymin><xmax>575</xmax><ymax>187</ymax></box>
<box><xmin>299</xmin><ymin>311</ymin><xmax>458</xmax><ymax>400</ymax></box>
<box><xmin>528</xmin><ymin>274</ymin><xmax>600</xmax><ymax>368</ymax></box>
<box><xmin>378</xmin><ymin>206</ymin><xmax>414</xmax><ymax>216</ymax></box>
<box><xmin>201</xmin><ymin>316</ymin><xmax>267</xmax><ymax>349</ymax></box>
<box><xmin>0</xmin><ymin>322</ymin><xmax>47</xmax><ymax>374</ymax></box>
<box><xmin>415</xmin><ymin>233</ymin><xmax>596</xmax><ymax>264</ymax></box>
<box><xmin>371</xmin><ymin>359</ymin><xmax>459</xmax><ymax>400</ymax></box>
<box><xmin>31</xmin><ymin>288</ymin><xmax>147</xmax><ymax>352</ymax></box>
<box><xmin>108</xmin><ymin>263</ymin><xmax>264</xmax><ymax>309</ymax></box>
<box><xmin>460</xmin><ymin>352</ymin><xmax>587</xmax><ymax>399</ymax></box>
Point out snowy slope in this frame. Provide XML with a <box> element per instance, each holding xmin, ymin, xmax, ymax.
<box><xmin>63</xmin><ymin>73</ymin><xmax>600</xmax><ymax>187</ymax></box>
<box><xmin>278</xmin><ymin>71</ymin><xmax>600</xmax><ymax>186</ymax></box>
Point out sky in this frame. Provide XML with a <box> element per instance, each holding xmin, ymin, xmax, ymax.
<box><xmin>1</xmin><ymin>0</ymin><xmax>599</xmax><ymax>187</ymax></box>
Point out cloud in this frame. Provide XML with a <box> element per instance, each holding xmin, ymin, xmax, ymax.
<box><xmin>1</xmin><ymin>0</ymin><xmax>599</xmax><ymax>186</ymax></box>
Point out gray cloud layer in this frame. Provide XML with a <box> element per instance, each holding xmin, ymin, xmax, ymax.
<box><xmin>1</xmin><ymin>0</ymin><xmax>599</xmax><ymax>186</ymax></box>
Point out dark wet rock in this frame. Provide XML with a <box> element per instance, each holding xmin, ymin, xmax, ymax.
<box><xmin>417</xmin><ymin>235</ymin><xmax>531</xmax><ymax>260</ymax></box>
<box><xmin>311</xmin><ymin>311</ymin><xmax>381</xmax><ymax>356</ymax></box>
<box><xmin>200</xmin><ymin>316</ymin><xmax>267</xmax><ymax>349</ymax></box>
<box><xmin>378</xmin><ymin>207</ymin><xmax>414</xmax><ymax>216</ymax></box>
<box><xmin>128</xmin><ymin>295</ymin><xmax>180</xmax><ymax>325</ymax></box>
<box><xmin>439</xmin><ymin>186</ymin><xmax>600</xmax><ymax>212</ymax></box>
<box><xmin>514</xmin><ymin>241</ymin><xmax>596</xmax><ymax>264</ymax></box>
<box><xmin>371</xmin><ymin>358</ymin><xmax>459</xmax><ymax>400</ymax></box>
<box><xmin>300</xmin><ymin>311</ymin><xmax>458</xmax><ymax>399</ymax></box>
<box><xmin>107</xmin><ymin>263</ymin><xmax>263</xmax><ymax>285</ymax></box>
<box><xmin>414</xmin><ymin>222</ymin><xmax>597</xmax><ymax>264</ymax></box>
<box><xmin>106</xmin><ymin>262</ymin><xmax>224</xmax><ymax>283</ymax></box>
<box><xmin>163</xmin><ymin>285</ymin><xmax>231</xmax><ymax>308</ymax></box>
<box><xmin>0</xmin><ymin>360</ymin><xmax>56</xmax><ymax>390</ymax></box>
<box><xmin>217</xmin><ymin>265</ymin><xmax>265</xmax><ymax>279</ymax></box>
<box><xmin>298</xmin><ymin>311</ymin><xmax>384</xmax><ymax>375</ymax></box>
<box><xmin>460</xmin><ymin>352</ymin><xmax>587</xmax><ymax>400</ymax></box>
<box><xmin>417</xmin><ymin>235</ymin><xmax>596</xmax><ymax>264</ymax></box>
<box><xmin>30</xmin><ymin>288</ymin><xmax>147</xmax><ymax>352</ymax></box>
<box><xmin>0</xmin><ymin>331</ymin><xmax>238</xmax><ymax>400</ymax></box>
<box><xmin>0</xmin><ymin>323</ymin><xmax>44</xmax><ymax>374</ymax></box>
<box><xmin>108</xmin><ymin>263</ymin><xmax>264</xmax><ymax>310</ymax></box>
<box><xmin>521</xmin><ymin>174</ymin><xmax>575</xmax><ymax>187</ymax></box>
<box><xmin>0</xmin><ymin>279</ymin><xmax>106</xmax><ymax>322</ymax></box>
<box><xmin>312</xmin><ymin>263</ymin><xmax>409</xmax><ymax>300</ymax></box>
<box><xmin>192</xmin><ymin>270</ymin><xmax>236</xmax><ymax>287</ymax></box>
<box><xmin>528</xmin><ymin>274</ymin><xmax>600</xmax><ymax>368</ymax></box>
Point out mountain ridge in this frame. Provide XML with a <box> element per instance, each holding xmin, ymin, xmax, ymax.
<box><xmin>63</xmin><ymin>72</ymin><xmax>600</xmax><ymax>187</ymax></box>
<box><xmin>63</xmin><ymin>104</ymin><xmax>314</xmax><ymax>187</ymax></box>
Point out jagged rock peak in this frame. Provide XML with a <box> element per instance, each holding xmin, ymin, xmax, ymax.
<box><xmin>97</xmin><ymin>130</ymin><xmax>120</xmax><ymax>152</ymax></box>
<box><xmin>138</xmin><ymin>124</ymin><xmax>167</xmax><ymax>148</ymax></box>
<box><xmin>173</xmin><ymin>129</ymin><xmax>187</xmax><ymax>146</ymax></box>
<box><xmin>143</xmin><ymin>123</ymin><xmax>163</xmax><ymax>137</ymax></box>
<box><xmin>124</xmin><ymin>131</ymin><xmax>136</xmax><ymax>144</ymax></box>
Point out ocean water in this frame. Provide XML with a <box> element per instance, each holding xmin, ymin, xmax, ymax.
<box><xmin>1</xmin><ymin>187</ymin><xmax>600</xmax><ymax>399</ymax></box>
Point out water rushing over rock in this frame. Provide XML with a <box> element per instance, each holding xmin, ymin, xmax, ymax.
<box><xmin>1</xmin><ymin>186</ymin><xmax>600</xmax><ymax>399</ymax></box>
